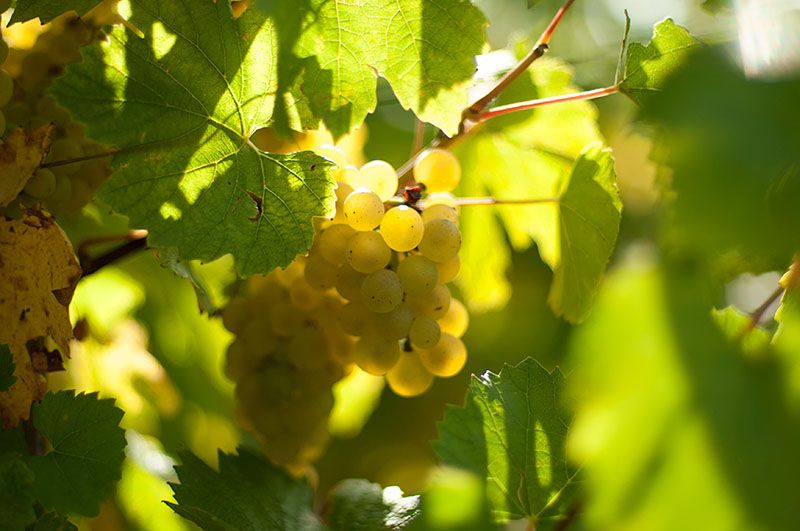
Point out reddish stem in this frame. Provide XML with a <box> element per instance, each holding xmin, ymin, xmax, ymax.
<box><xmin>478</xmin><ymin>85</ymin><xmax>620</xmax><ymax>122</ymax></box>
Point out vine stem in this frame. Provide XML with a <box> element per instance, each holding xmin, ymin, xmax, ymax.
<box><xmin>79</xmin><ymin>230</ymin><xmax>149</xmax><ymax>277</ymax></box>
<box><xmin>419</xmin><ymin>196</ymin><xmax>560</xmax><ymax>208</ymax></box>
<box><xmin>396</xmin><ymin>0</ymin><xmax>579</xmax><ymax>185</ymax></box>
<box><xmin>477</xmin><ymin>85</ymin><xmax>619</xmax><ymax>122</ymax></box>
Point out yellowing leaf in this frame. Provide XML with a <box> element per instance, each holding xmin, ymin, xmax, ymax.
<box><xmin>0</xmin><ymin>125</ymin><xmax>56</xmax><ymax>207</ymax></box>
<box><xmin>0</xmin><ymin>211</ymin><xmax>81</xmax><ymax>427</ymax></box>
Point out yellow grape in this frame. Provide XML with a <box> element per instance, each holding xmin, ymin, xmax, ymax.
<box><xmin>289</xmin><ymin>277</ymin><xmax>323</xmax><ymax>311</ymax></box>
<box><xmin>425</xmin><ymin>192</ymin><xmax>456</xmax><ymax>207</ymax></box>
<box><xmin>421</xmin><ymin>204</ymin><xmax>458</xmax><ymax>224</ymax></box>
<box><xmin>386</xmin><ymin>349</ymin><xmax>434</xmax><ymax>397</ymax></box>
<box><xmin>304</xmin><ymin>253</ymin><xmax>338</xmax><ymax>291</ymax></box>
<box><xmin>315</xmin><ymin>144</ymin><xmax>349</xmax><ymax>168</ymax></box>
<box><xmin>318</xmin><ymin>223</ymin><xmax>356</xmax><ymax>266</ymax></box>
<box><xmin>287</xmin><ymin>327</ymin><xmax>329</xmax><ymax>371</ymax></box>
<box><xmin>338</xmin><ymin>301</ymin><xmax>372</xmax><ymax>336</ymax></box>
<box><xmin>413</xmin><ymin>148</ymin><xmax>461</xmax><ymax>193</ymax></box>
<box><xmin>354</xmin><ymin>160</ymin><xmax>398</xmax><ymax>201</ymax></box>
<box><xmin>344</xmin><ymin>188</ymin><xmax>385</xmax><ymax>231</ymax></box>
<box><xmin>419</xmin><ymin>219</ymin><xmax>461</xmax><ymax>263</ymax></box>
<box><xmin>409</xmin><ymin>316</ymin><xmax>441</xmax><ymax>349</ymax></box>
<box><xmin>335</xmin><ymin>264</ymin><xmax>366</xmax><ymax>301</ymax></box>
<box><xmin>370</xmin><ymin>303</ymin><xmax>414</xmax><ymax>340</ymax></box>
<box><xmin>419</xmin><ymin>333</ymin><xmax>467</xmax><ymax>377</ymax></box>
<box><xmin>436</xmin><ymin>255</ymin><xmax>461</xmax><ymax>283</ymax></box>
<box><xmin>345</xmin><ymin>230</ymin><xmax>391</xmax><ymax>274</ymax></box>
<box><xmin>353</xmin><ymin>335</ymin><xmax>401</xmax><ymax>375</ymax></box>
<box><xmin>380</xmin><ymin>205</ymin><xmax>424</xmax><ymax>252</ymax></box>
<box><xmin>397</xmin><ymin>254</ymin><xmax>438</xmax><ymax>297</ymax></box>
<box><xmin>438</xmin><ymin>299</ymin><xmax>469</xmax><ymax>338</ymax></box>
<box><xmin>361</xmin><ymin>269</ymin><xmax>403</xmax><ymax>313</ymax></box>
<box><xmin>409</xmin><ymin>283</ymin><xmax>451</xmax><ymax>320</ymax></box>
<box><xmin>23</xmin><ymin>168</ymin><xmax>56</xmax><ymax>198</ymax></box>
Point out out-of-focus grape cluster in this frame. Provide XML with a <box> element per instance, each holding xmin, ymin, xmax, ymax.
<box><xmin>221</xmin><ymin>140</ymin><xmax>470</xmax><ymax>473</ymax></box>
<box><xmin>1</xmin><ymin>1</ymin><xmax>119</xmax><ymax>214</ymax></box>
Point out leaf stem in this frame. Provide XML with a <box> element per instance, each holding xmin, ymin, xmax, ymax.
<box><xmin>396</xmin><ymin>0</ymin><xmax>578</xmax><ymax>185</ymax></box>
<box><xmin>40</xmin><ymin>148</ymin><xmax>120</xmax><ymax>169</ymax></box>
<box><xmin>477</xmin><ymin>85</ymin><xmax>620</xmax><ymax>122</ymax></box>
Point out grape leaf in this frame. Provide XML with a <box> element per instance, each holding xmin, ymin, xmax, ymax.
<box><xmin>641</xmin><ymin>47</ymin><xmax>800</xmax><ymax>267</ymax></box>
<box><xmin>0</xmin><ymin>125</ymin><xmax>55</xmax><ymax>207</ymax></box>
<box><xmin>27</xmin><ymin>390</ymin><xmax>126</xmax><ymax>517</ymax></box>
<box><xmin>167</xmin><ymin>447</ymin><xmax>322</xmax><ymax>531</ymax></box>
<box><xmin>433</xmin><ymin>358</ymin><xmax>578</xmax><ymax>526</ymax></box>
<box><xmin>567</xmin><ymin>259</ymin><xmax>800</xmax><ymax>530</ymax></box>
<box><xmin>0</xmin><ymin>454</ymin><xmax>36</xmax><ymax>530</ymax></box>
<box><xmin>325</xmin><ymin>479</ymin><xmax>420</xmax><ymax>531</ymax></box>
<box><xmin>52</xmin><ymin>1</ymin><xmax>337</xmax><ymax>275</ymax></box>
<box><xmin>0</xmin><ymin>211</ymin><xmax>81</xmax><ymax>428</ymax></box>
<box><xmin>619</xmin><ymin>19</ymin><xmax>703</xmax><ymax>107</ymax></box>
<box><xmin>774</xmin><ymin>264</ymin><xmax>800</xmax><ymax>404</ymax></box>
<box><xmin>454</xmin><ymin>60</ymin><xmax>617</xmax><ymax>320</ymax></box>
<box><xmin>0</xmin><ymin>346</ymin><xmax>14</xmax><ymax>392</ymax></box>
<box><xmin>296</xmin><ymin>0</ymin><xmax>486</xmax><ymax>138</ymax></box>
<box><xmin>9</xmin><ymin>0</ymin><xmax>102</xmax><ymax>24</ymax></box>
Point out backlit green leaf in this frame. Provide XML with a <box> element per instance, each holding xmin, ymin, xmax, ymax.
<box><xmin>52</xmin><ymin>1</ymin><xmax>336</xmax><ymax>275</ymax></box>
<box><xmin>620</xmin><ymin>19</ymin><xmax>703</xmax><ymax>107</ymax></box>
<box><xmin>9</xmin><ymin>0</ymin><xmax>101</xmax><ymax>24</ymax></box>
<box><xmin>434</xmin><ymin>358</ymin><xmax>578</xmax><ymax>525</ymax></box>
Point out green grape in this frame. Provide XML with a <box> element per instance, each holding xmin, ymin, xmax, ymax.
<box><xmin>408</xmin><ymin>283</ymin><xmax>451</xmax><ymax>320</ymax></box>
<box><xmin>335</xmin><ymin>180</ymin><xmax>355</xmax><ymax>202</ymax></box>
<box><xmin>23</xmin><ymin>168</ymin><xmax>56</xmax><ymax>199</ymax></box>
<box><xmin>370</xmin><ymin>303</ymin><xmax>413</xmax><ymax>340</ymax></box>
<box><xmin>238</xmin><ymin>318</ymin><xmax>278</xmax><ymax>359</ymax></box>
<box><xmin>289</xmin><ymin>277</ymin><xmax>323</xmax><ymax>311</ymax></box>
<box><xmin>439</xmin><ymin>298</ymin><xmax>469</xmax><ymax>338</ymax></box>
<box><xmin>425</xmin><ymin>192</ymin><xmax>456</xmax><ymax>207</ymax></box>
<box><xmin>346</xmin><ymin>230</ymin><xmax>391</xmax><ymax>274</ymax></box>
<box><xmin>268</xmin><ymin>299</ymin><xmax>303</xmax><ymax>336</ymax></box>
<box><xmin>335</xmin><ymin>263</ymin><xmax>366</xmax><ymax>301</ymax></box>
<box><xmin>0</xmin><ymin>39</ymin><xmax>8</xmax><ymax>66</ymax></box>
<box><xmin>421</xmin><ymin>204</ymin><xmax>459</xmax><ymax>225</ymax></box>
<box><xmin>304</xmin><ymin>253</ymin><xmax>338</xmax><ymax>291</ymax></box>
<box><xmin>287</xmin><ymin>327</ymin><xmax>329</xmax><ymax>371</ymax></box>
<box><xmin>386</xmin><ymin>349</ymin><xmax>434</xmax><ymax>397</ymax></box>
<box><xmin>222</xmin><ymin>296</ymin><xmax>252</xmax><ymax>333</ymax></box>
<box><xmin>419</xmin><ymin>333</ymin><xmax>467</xmax><ymax>377</ymax></box>
<box><xmin>273</xmin><ymin>260</ymin><xmax>305</xmax><ymax>287</ymax></box>
<box><xmin>413</xmin><ymin>148</ymin><xmax>461</xmax><ymax>193</ymax></box>
<box><xmin>0</xmin><ymin>68</ymin><xmax>12</xmax><ymax>108</ymax></box>
<box><xmin>361</xmin><ymin>269</ymin><xmax>403</xmax><ymax>313</ymax></box>
<box><xmin>315</xmin><ymin>144</ymin><xmax>349</xmax><ymax>168</ymax></box>
<box><xmin>380</xmin><ymin>205</ymin><xmax>424</xmax><ymax>252</ymax></box>
<box><xmin>66</xmin><ymin>177</ymin><xmax>92</xmax><ymax>210</ymax></box>
<box><xmin>48</xmin><ymin>137</ymin><xmax>83</xmax><ymax>163</ymax></box>
<box><xmin>353</xmin><ymin>160</ymin><xmax>398</xmax><ymax>201</ymax></box>
<box><xmin>338</xmin><ymin>300</ymin><xmax>371</xmax><ymax>336</ymax></box>
<box><xmin>436</xmin><ymin>255</ymin><xmax>461</xmax><ymax>283</ymax></box>
<box><xmin>419</xmin><ymin>219</ymin><xmax>461</xmax><ymax>263</ymax></box>
<box><xmin>409</xmin><ymin>316</ymin><xmax>441</xmax><ymax>349</ymax></box>
<box><xmin>343</xmin><ymin>188</ymin><xmax>385</xmax><ymax>230</ymax></box>
<box><xmin>397</xmin><ymin>254</ymin><xmax>438</xmax><ymax>296</ymax></box>
<box><xmin>318</xmin><ymin>223</ymin><xmax>356</xmax><ymax>265</ymax></box>
<box><xmin>352</xmin><ymin>335</ymin><xmax>401</xmax><ymax>375</ymax></box>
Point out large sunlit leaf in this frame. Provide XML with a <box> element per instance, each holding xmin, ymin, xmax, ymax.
<box><xmin>325</xmin><ymin>479</ymin><xmax>420</xmax><ymax>530</ymax></box>
<box><xmin>619</xmin><ymin>19</ymin><xmax>703</xmax><ymax>107</ymax></box>
<box><xmin>52</xmin><ymin>1</ymin><xmax>336</xmax><ymax>275</ymax></box>
<box><xmin>27</xmin><ymin>391</ymin><xmax>126</xmax><ymax>516</ymax></box>
<box><xmin>567</xmin><ymin>258</ymin><xmax>800</xmax><ymax>530</ymax></box>
<box><xmin>434</xmin><ymin>358</ymin><xmax>578</xmax><ymax>527</ymax></box>
<box><xmin>167</xmin><ymin>448</ymin><xmax>322</xmax><ymax>531</ymax></box>
<box><xmin>297</xmin><ymin>0</ymin><xmax>486</xmax><ymax>138</ymax></box>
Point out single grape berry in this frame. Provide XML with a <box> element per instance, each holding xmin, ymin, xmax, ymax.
<box><xmin>344</xmin><ymin>189</ymin><xmax>385</xmax><ymax>231</ymax></box>
<box><xmin>413</xmin><ymin>148</ymin><xmax>461</xmax><ymax>193</ymax></box>
<box><xmin>380</xmin><ymin>205</ymin><xmax>424</xmax><ymax>252</ymax></box>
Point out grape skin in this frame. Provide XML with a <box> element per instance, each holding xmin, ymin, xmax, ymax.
<box><xmin>353</xmin><ymin>160</ymin><xmax>398</xmax><ymax>201</ymax></box>
<box><xmin>409</xmin><ymin>316</ymin><xmax>441</xmax><ymax>349</ymax></box>
<box><xmin>413</xmin><ymin>148</ymin><xmax>461</xmax><ymax>193</ymax></box>
<box><xmin>360</xmin><ymin>269</ymin><xmax>403</xmax><ymax>313</ymax></box>
<box><xmin>318</xmin><ymin>223</ymin><xmax>356</xmax><ymax>265</ymax></box>
<box><xmin>397</xmin><ymin>254</ymin><xmax>438</xmax><ymax>297</ymax></box>
<box><xmin>353</xmin><ymin>335</ymin><xmax>401</xmax><ymax>376</ymax></box>
<box><xmin>387</xmin><ymin>349</ymin><xmax>434</xmax><ymax>397</ymax></box>
<box><xmin>439</xmin><ymin>299</ymin><xmax>469</xmax><ymax>338</ymax></box>
<box><xmin>380</xmin><ymin>205</ymin><xmax>424</xmax><ymax>252</ymax></box>
<box><xmin>346</xmin><ymin>230</ymin><xmax>392</xmax><ymax>274</ymax></box>
<box><xmin>421</xmin><ymin>204</ymin><xmax>459</xmax><ymax>225</ymax></box>
<box><xmin>419</xmin><ymin>219</ymin><xmax>461</xmax><ymax>263</ymax></box>
<box><xmin>419</xmin><ymin>333</ymin><xmax>467</xmax><ymax>377</ymax></box>
<box><xmin>344</xmin><ymin>189</ymin><xmax>385</xmax><ymax>231</ymax></box>
<box><xmin>436</xmin><ymin>255</ymin><xmax>461</xmax><ymax>283</ymax></box>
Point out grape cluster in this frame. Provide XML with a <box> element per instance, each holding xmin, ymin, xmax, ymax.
<box><xmin>313</xmin><ymin>146</ymin><xmax>470</xmax><ymax>398</ymax></box>
<box><xmin>1</xmin><ymin>3</ymin><xmax>117</xmax><ymax>213</ymax></box>
<box><xmin>221</xmin><ymin>264</ymin><xmax>353</xmax><ymax>474</ymax></box>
